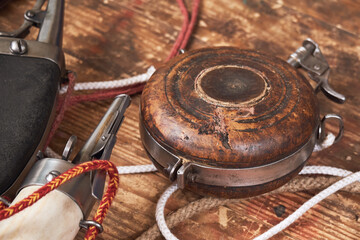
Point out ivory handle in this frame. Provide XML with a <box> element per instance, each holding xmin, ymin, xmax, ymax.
<box><xmin>0</xmin><ymin>186</ymin><xmax>83</xmax><ymax>240</ymax></box>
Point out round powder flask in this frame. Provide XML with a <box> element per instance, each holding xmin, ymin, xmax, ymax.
<box><xmin>140</xmin><ymin>47</ymin><xmax>340</xmax><ymax>198</ymax></box>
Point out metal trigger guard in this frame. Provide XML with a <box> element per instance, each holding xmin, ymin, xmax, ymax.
<box><xmin>0</xmin><ymin>0</ymin><xmax>46</xmax><ymax>38</ymax></box>
<box><xmin>317</xmin><ymin>114</ymin><xmax>344</xmax><ymax>145</ymax></box>
<box><xmin>287</xmin><ymin>38</ymin><xmax>346</xmax><ymax>104</ymax></box>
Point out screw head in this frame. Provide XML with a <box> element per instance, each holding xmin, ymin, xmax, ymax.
<box><xmin>9</xmin><ymin>39</ymin><xmax>28</xmax><ymax>55</ymax></box>
<box><xmin>313</xmin><ymin>64</ymin><xmax>321</xmax><ymax>71</ymax></box>
<box><xmin>26</xmin><ymin>10</ymin><xmax>35</xmax><ymax>18</ymax></box>
<box><xmin>45</xmin><ymin>170</ymin><xmax>61</xmax><ymax>182</ymax></box>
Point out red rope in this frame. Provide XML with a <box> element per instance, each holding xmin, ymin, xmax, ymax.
<box><xmin>44</xmin><ymin>71</ymin><xmax>76</xmax><ymax>150</ymax></box>
<box><xmin>0</xmin><ymin>160</ymin><xmax>119</xmax><ymax>240</ymax></box>
<box><xmin>166</xmin><ymin>0</ymin><xmax>190</xmax><ymax>61</ymax></box>
<box><xmin>180</xmin><ymin>0</ymin><xmax>201</xmax><ymax>50</ymax></box>
<box><xmin>69</xmin><ymin>0</ymin><xmax>200</xmax><ymax>103</ymax></box>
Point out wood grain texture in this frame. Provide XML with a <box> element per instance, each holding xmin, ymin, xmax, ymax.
<box><xmin>141</xmin><ymin>47</ymin><xmax>319</xmax><ymax>167</ymax></box>
<box><xmin>0</xmin><ymin>0</ymin><xmax>359</xmax><ymax>239</ymax></box>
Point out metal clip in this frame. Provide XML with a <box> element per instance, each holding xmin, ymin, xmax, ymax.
<box><xmin>79</xmin><ymin>220</ymin><xmax>104</xmax><ymax>233</ymax></box>
<box><xmin>72</xmin><ymin>94</ymin><xmax>131</xmax><ymax>200</ymax></box>
<box><xmin>287</xmin><ymin>38</ymin><xmax>345</xmax><ymax>104</ymax></box>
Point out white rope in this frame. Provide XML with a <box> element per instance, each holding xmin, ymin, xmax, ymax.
<box><xmin>153</xmin><ymin>165</ymin><xmax>358</xmax><ymax>240</ymax></box>
<box><xmin>46</xmin><ymin>138</ymin><xmax>354</xmax><ymax>240</ymax></box>
<box><xmin>156</xmin><ymin>182</ymin><xmax>180</xmax><ymax>240</ymax></box>
<box><xmin>300</xmin><ymin>165</ymin><xmax>353</xmax><ymax>177</ymax></box>
<box><xmin>313</xmin><ymin>133</ymin><xmax>335</xmax><ymax>152</ymax></box>
<box><xmin>117</xmin><ymin>164</ymin><xmax>157</xmax><ymax>174</ymax></box>
<box><xmin>59</xmin><ymin>66</ymin><xmax>156</xmax><ymax>94</ymax></box>
<box><xmin>253</xmin><ymin>171</ymin><xmax>360</xmax><ymax>240</ymax></box>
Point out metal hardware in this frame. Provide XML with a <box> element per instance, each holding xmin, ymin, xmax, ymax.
<box><xmin>0</xmin><ymin>0</ymin><xmax>64</xmax><ymax>45</ymax></box>
<box><xmin>0</xmin><ymin>0</ymin><xmax>65</xmax><ymax>197</ymax></box>
<box><xmin>9</xmin><ymin>39</ymin><xmax>27</xmax><ymax>55</ymax></box>
<box><xmin>287</xmin><ymin>38</ymin><xmax>345</xmax><ymax>104</ymax></box>
<box><xmin>0</xmin><ymin>37</ymin><xmax>64</xmax><ymax>72</ymax></box>
<box><xmin>0</xmin><ymin>0</ymin><xmax>46</xmax><ymax>38</ymax></box>
<box><xmin>73</xmin><ymin>94</ymin><xmax>131</xmax><ymax>200</ymax></box>
<box><xmin>139</xmin><ymin>116</ymin><xmax>182</xmax><ymax>181</ymax></box>
<box><xmin>0</xmin><ymin>0</ymin><xmax>65</xmax><ymax>73</ymax></box>
<box><xmin>176</xmin><ymin>132</ymin><xmax>316</xmax><ymax>189</ymax></box>
<box><xmin>45</xmin><ymin>170</ymin><xmax>61</xmax><ymax>182</ymax></box>
<box><xmin>19</xmin><ymin>158</ymin><xmax>95</xmax><ymax>217</ymax></box>
<box><xmin>318</xmin><ymin>114</ymin><xmax>344</xmax><ymax>145</ymax></box>
<box><xmin>19</xmin><ymin>95</ymin><xmax>131</xmax><ymax>217</ymax></box>
<box><xmin>36</xmin><ymin>150</ymin><xmax>44</xmax><ymax>160</ymax></box>
<box><xmin>37</xmin><ymin>0</ymin><xmax>65</xmax><ymax>47</ymax></box>
<box><xmin>79</xmin><ymin>220</ymin><xmax>104</xmax><ymax>233</ymax></box>
<box><xmin>24</xmin><ymin>10</ymin><xmax>46</xmax><ymax>27</ymax></box>
<box><xmin>0</xmin><ymin>197</ymin><xmax>11</xmax><ymax>207</ymax></box>
<box><xmin>179</xmin><ymin>49</ymin><xmax>185</xmax><ymax>54</ymax></box>
<box><xmin>141</xmin><ymin>106</ymin><xmax>317</xmax><ymax>189</ymax></box>
<box><xmin>62</xmin><ymin>135</ymin><xmax>77</xmax><ymax>161</ymax></box>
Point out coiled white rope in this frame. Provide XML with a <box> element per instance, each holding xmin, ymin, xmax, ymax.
<box><xmin>43</xmin><ymin>146</ymin><xmax>360</xmax><ymax>240</ymax></box>
<box><xmin>155</xmin><ymin>167</ymin><xmax>359</xmax><ymax>240</ymax></box>
<box><xmin>156</xmin><ymin>183</ymin><xmax>179</xmax><ymax>240</ymax></box>
<box><xmin>253</xmin><ymin>170</ymin><xmax>360</xmax><ymax>240</ymax></box>
<box><xmin>45</xmin><ymin>132</ymin><xmax>347</xmax><ymax>240</ymax></box>
<box><xmin>59</xmin><ymin>66</ymin><xmax>156</xmax><ymax>94</ymax></box>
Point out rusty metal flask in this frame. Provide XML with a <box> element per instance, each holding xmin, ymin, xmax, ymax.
<box><xmin>140</xmin><ymin>44</ymin><xmax>344</xmax><ymax>198</ymax></box>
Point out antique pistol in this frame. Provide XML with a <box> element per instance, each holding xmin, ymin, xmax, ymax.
<box><xmin>0</xmin><ymin>0</ymin><xmax>65</xmax><ymax>197</ymax></box>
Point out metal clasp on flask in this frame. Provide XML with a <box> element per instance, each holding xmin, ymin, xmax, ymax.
<box><xmin>287</xmin><ymin>38</ymin><xmax>345</xmax><ymax>104</ymax></box>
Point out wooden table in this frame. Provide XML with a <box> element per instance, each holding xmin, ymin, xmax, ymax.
<box><xmin>1</xmin><ymin>0</ymin><xmax>359</xmax><ymax>239</ymax></box>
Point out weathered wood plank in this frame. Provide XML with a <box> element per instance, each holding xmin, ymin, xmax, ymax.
<box><xmin>0</xmin><ymin>0</ymin><xmax>359</xmax><ymax>239</ymax></box>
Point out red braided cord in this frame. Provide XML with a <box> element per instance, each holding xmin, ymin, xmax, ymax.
<box><xmin>0</xmin><ymin>202</ymin><xmax>6</xmax><ymax>211</ymax></box>
<box><xmin>0</xmin><ymin>196</ymin><xmax>11</xmax><ymax>210</ymax></box>
<box><xmin>0</xmin><ymin>160</ymin><xmax>119</xmax><ymax>240</ymax></box>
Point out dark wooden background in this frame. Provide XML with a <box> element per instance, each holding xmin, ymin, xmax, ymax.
<box><xmin>1</xmin><ymin>0</ymin><xmax>359</xmax><ymax>239</ymax></box>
